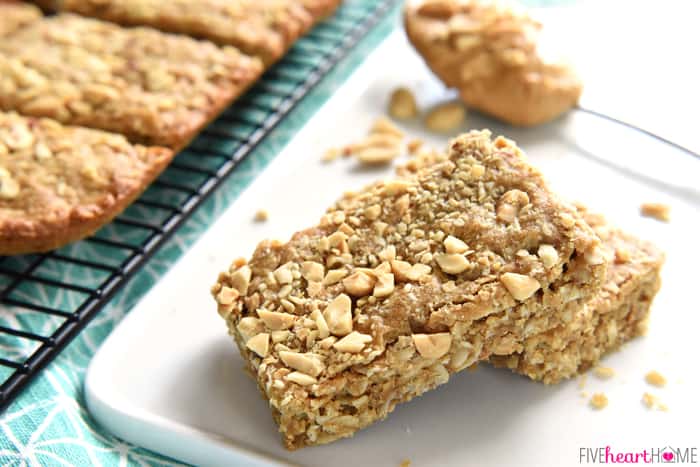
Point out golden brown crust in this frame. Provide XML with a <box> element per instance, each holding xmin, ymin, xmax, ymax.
<box><xmin>54</xmin><ymin>0</ymin><xmax>342</xmax><ymax>66</ymax></box>
<box><xmin>404</xmin><ymin>0</ymin><xmax>582</xmax><ymax>126</ymax></box>
<box><xmin>300</xmin><ymin>0</ymin><xmax>343</xmax><ymax>19</ymax></box>
<box><xmin>492</xmin><ymin>208</ymin><xmax>665</xmax><ymax>383</ymax></box>
<box><xmin>0</xmin><ymin>0</ymin><xmax>42</xmax><ymax>37</ymax></box>
<box><xmin>0</xmin><ymin>112</ymin><xmax>173</xmax><ymax>255</ymax></box>
<box><xmin>0</xmin><ymin>14</ymin><xmax>263</xmax><ymax>149</ymax></box>
<box><xmin>213</xmin><ymin>130</ymin><xmax>606</xmax><ymax>449</ymax></box>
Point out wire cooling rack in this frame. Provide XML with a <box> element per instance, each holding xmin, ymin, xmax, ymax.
<box><xmin>0</xmin><ymin>0</ymin><xmax>395</xmax><ymax>411</ymax></box>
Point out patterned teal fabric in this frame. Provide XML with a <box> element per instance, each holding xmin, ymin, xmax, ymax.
<box><xmin>0</xmin><ymin>1</ymin><xmax>559</xmax><ymax>465</ymax></box>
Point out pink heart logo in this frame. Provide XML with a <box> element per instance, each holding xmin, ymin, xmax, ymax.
<box><xmin>663</xmin><ymin>451</ymin><xmax>674</xmax><ymax>461</ymax></box>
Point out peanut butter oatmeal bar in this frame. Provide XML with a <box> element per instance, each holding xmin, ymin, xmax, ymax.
<box><xmin>0</xmin><ymin>111</ymin><xmax>172</xmax><ymax>255</ymax></box>
<box><xmin>492</xmin><ymin>208</ymin><xmax>664</xmax><ymax>383</ymax></box>
<box><xmin>212</xmin><ymin>130</ymin><xmax>606</xmax><ymax>449</ymax></box>
<box><xmin>42</xmin><ymin>0</ymin><xmax>342</xmax><ymax>66</ymax></box>
<box><xmin>0</xmin><ymin>0</ymin><xmax>41</xmax><ymax>37</ymax></box>
<box><xmin>0</xmin><ymin>14</ymin><xmax>262</xmax><ymax>149</ymax></box>
<box><xmin>404</xmin><ymin>0</ymin><xmax>582</xmax><ymax>126</ymax></box>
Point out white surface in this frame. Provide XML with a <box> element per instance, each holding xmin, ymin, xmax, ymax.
<box><xmin>86</xmin><ymin>5</ymin><xmax>700</xmax><ymax>467</ymax></box>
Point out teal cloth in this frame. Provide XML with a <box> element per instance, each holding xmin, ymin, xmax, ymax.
<box><xmin>0</xmin><ymin>1</ymin><xmax>561</xmax><ymax>465</ymax></box>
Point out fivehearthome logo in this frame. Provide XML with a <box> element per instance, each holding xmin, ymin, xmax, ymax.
<box><xmin>579</xmin><ymin>446</ymin><xmax>698</xmax><ymax>464</ymax></box>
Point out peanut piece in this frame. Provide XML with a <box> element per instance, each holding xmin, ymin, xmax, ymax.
<box><xmin>323</xmin><ymin>269</ymin><xmax>348</xmax><ymax>286</ymax></box>
<box><xmin>237</xmin><ymin>317</ymin><xmax>264</xmax><ymax>341</ymax></box>
<box><xmin>257</xmin><ymin>309</ymin><xmax>296</xmax><ymax>330</ymax></box>
<box><xmin>388</xmin><ymin>87</ymin><xmax>418</xmax><ymax>120</ymax></box>
<box><xmin>373</xmin><ymin>273</ymin><xmax>395</xmax><ymax>297</ymax></box>
<box><xmin>279</xmin><ymin>351</ymin><xmax>324</xmax><ymax>377</ymax></box>
<box><xmin>323</xmin><ymin>294</ymin><xmax>353</xmax><ymax>336</ymax></box>
<box><xmin>333</xmin><ymin>331</ymin><xmax>373</xmax><ymax>353</ymax></box>
<box><xmin>412</xmin><ymin>333</ymin><xmax>452</xmax><ymax>359</ymax></box>
<box><xmin>496</xmin><ymin>189</ymin><xmax>530</xmax><ymax>223</ymax></box>
<box><xmin>356</xmin><ymin>146</ymin><xmax>401</xmax><ymax>165</ymax></box>
<box><xmin>286</xmin><ymin>372</ymin><xmax>317</xmax><ymax>386</ymax></box>
<box><xmin>301</xmin><ymin>261</ymin><xmax>324</xmax><ymax>282</ymax></box>
<box><xmin>230</xmin><ymin>265</ymin><xmax>251</xmax><ymax>295</ymax></box>
<box><xmin>500</xmin><ymin>272</ymin><xmax>540</xmax><ymax>301</ymax></box>
<box><xmin>370</xmin><ymin>116</ymin><xmax>404</xmax><ymax>138</ymax></box>
<box><xmin>443</xmin><ymin>235</ymin><xmax>469</xmax><ymax>254</ymax></box>
<box><xmin>273</xmin><ymin>263</ymin><xmax>294</xmax><ymax>284</ymax></box>
<box><xmin>342</xmin><ymin>271</ymin><xmax>376</xmax><ymax>297</ymax></box>
<box><xmin>435</xmin><ymin>253</ymin><xmax>469</xmax><ymax>274</ymax></box>
<box><xmin>246</xmin><ymin>333</ymin><xmax>270</xmax><ymax>357</ymax></box>
<box><xmin>640</xmin><ymin>203</ymin><xmax>670</xmax><ymax>222</ymax></box>
<box><xmin>425</xmin><ymin>102</ymin><xmax>465</xmax><ymax>133</ymax></box>
<box><xmin>537</xmin><ymin>244</ymin><xmax>558</xmax><ymax>268</ymax></box>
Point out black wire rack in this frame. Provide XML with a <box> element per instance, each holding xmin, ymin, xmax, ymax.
<box><xmin>0</xmin><ymin>0</ymin><xmax>396</xmax><ymax>411</ymax></box>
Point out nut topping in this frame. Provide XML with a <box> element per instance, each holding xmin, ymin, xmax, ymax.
<box><xmin>301</xmin><ymin>261</ymin><xmax>324</xmax><ymax>282</ymax></box>
<box><xmin>34</xmin><ymin>142</ymin><xmax>52</xmax><ymax>160</ymax></box>
<box><xmin>323</xmin><ymin>294</ymin><xmax>353</xmax><ymax>336</ymax></box>
<box><xmin>216</xmin><ymin>286</ymin><xmax>239</xmax><ymax>306</ymax></box>
<box><xmin>257</xmin><ymin>309</ymin><xmax>296</xmax><ymax>330</ymax></box>
<box><xmin>364</xmin><ymin>204</ymin><xmax>382</xmax><ymax>220</ymax></box>
<box><xmin>373</xmin><ymin>273</ymin><xmax>395</xmax><ymax>297</ymax></box>
<box><xmin>443</xmin><ymin>235</ymin><xmax>469</xmax><ymax>254</ymax></box>
<box><xmin>412</xmin><ymin>333</ymin><xmax>452</xmax><ymax>359</ymax></box>
<box><xmin>271</xmin><ymin>330</ymin><xmax>290</xmax><ymax>343</ymax></box>
<box><xmin>435</xmin><ymin>253</ymin><xmax>470</xmax><ymax>274</ymax></box>
<box><xmin>279</xmin><ymin>351</ymin><xmax>324</xmax><ymax>377</ymax></box>
<box><xmin>496</xmin><ymin>189</ymin><xmax>530</xmax><ymax>223</ymax></box>
<box><xmin>333</xmin><ymin>331</ymin><xmax>373</xmax><ymax>353</ymax></box>
<box><xmin>537</xmin><ymin>244</ymin><xmax>558</xmax><ymax>268</ymax></box>
<box><xmin>406</xmin><ymin>263</ymin><xmax>432</xmax><ymax>281</ymax></box>
<box><xmin>0</xmin><ymin>168</ymin><xmax>20</xmax><ymax>200</ymax></box>
<box><xmin>0</xmin><ymin>123</ymin><xmax>34</xmax><ymax>150</ymax></box>
<box><xmin>237</xmin><ymin>317</ymin><xmax>264</xmax><ymax>341</ymax></box>
<box><xmin>343</xmin><ymin>271</ymin><xmax>376</xmax><ymax>297</ymax></box>
<box><xmin>390</xmin><ymin>260</ymin><xmax>412</xmax><ymax>281</ymax></box>
<box><xmin>246</xmin><ymin>333</ymin><xmax>269</xmax><ymax>357</ymax></box>
<box><xmin>500</xmin><ymin>272</ymin><xmax>540</xmax><ymax>301</ymax></box>
<box><xmin>230</xmin><ymin>265</ymin><xmax>251</xmax><ymax>295</ymax></box>
<box><xmin>417</xmin><ymin>0</ymin><xmax>458</xmax><ymax>19</ymax></box>
<box><xmin>310</xmin><ymin>309</ymin><xmax>330</xmax><ymax>339</ymax></box>
<box><xmin>285</xmin><ymin>372</ymin><xmax>317</xmax><ymax>386</ymax></box>
<box><xmin>273</xmin><ymin>263</ymin><xmax>294</xmax><ymax>284</ymax></box>
<box><xmin>323</xmin><ymin>269</ymin><xmax>348</xmax><ymax>286</ymax></box>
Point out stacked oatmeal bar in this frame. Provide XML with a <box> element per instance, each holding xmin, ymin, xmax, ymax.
<box><xmin>212</xmin><ymin>130</ymin><xmax>664</xmax><ymax>449</ymax></box>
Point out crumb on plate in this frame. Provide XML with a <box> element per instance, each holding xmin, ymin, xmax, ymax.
<box><xmin>254</xmin><ymin>209</ymin><xmax>269</xmax><ymax>222</ymax></box>
<box><xmin>424</xmin><ymin>101</ymin><xmax>466</xmax><ymax>133</ymax></box>
<box><xmin>642</xmin><ymin>392</ymin><xmax>669</xmax><ymax>411</ymax></box>
<box><xmin>407</xmin><ymin>138</ymin><xmax>424</xmax><ymax>155</ymax></box>
<box><xmin>593</xmin><ymin>366</ymin><xmax>615</xmax><ymax>380</ymax></box>
<box><xmin>388</xmin><ymin>87</ymin><xmax>418</xmax><ymax>120</ymax></box>
<box><xmin>322</xmin><ymin>147</ymin><xmax>342</xmax><ymax>163</ymax></box>
<box><xmin>578</xmin><ymin>374</ymin><xmax>587</xmax><ymax>389</ymax></box>
<box><xmin>645</xmin><ymin>370</ymin><xmax>667</xmax><ymax>387</ymax></box>
<box><xmin>589</xmin><ymin>393</ymin><xmax>608</xmax><ymax>410</ymax></box>
<box><xmin>640</xmin><ymin>203</ymin><xmax>670</xmax><ymax>222</ymax></box>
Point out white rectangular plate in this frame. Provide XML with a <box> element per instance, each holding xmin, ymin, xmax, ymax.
<box><xmin>85</xmin><ymin>7</ymin><xmax>700</xmax><ymax>467</ymax></box>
